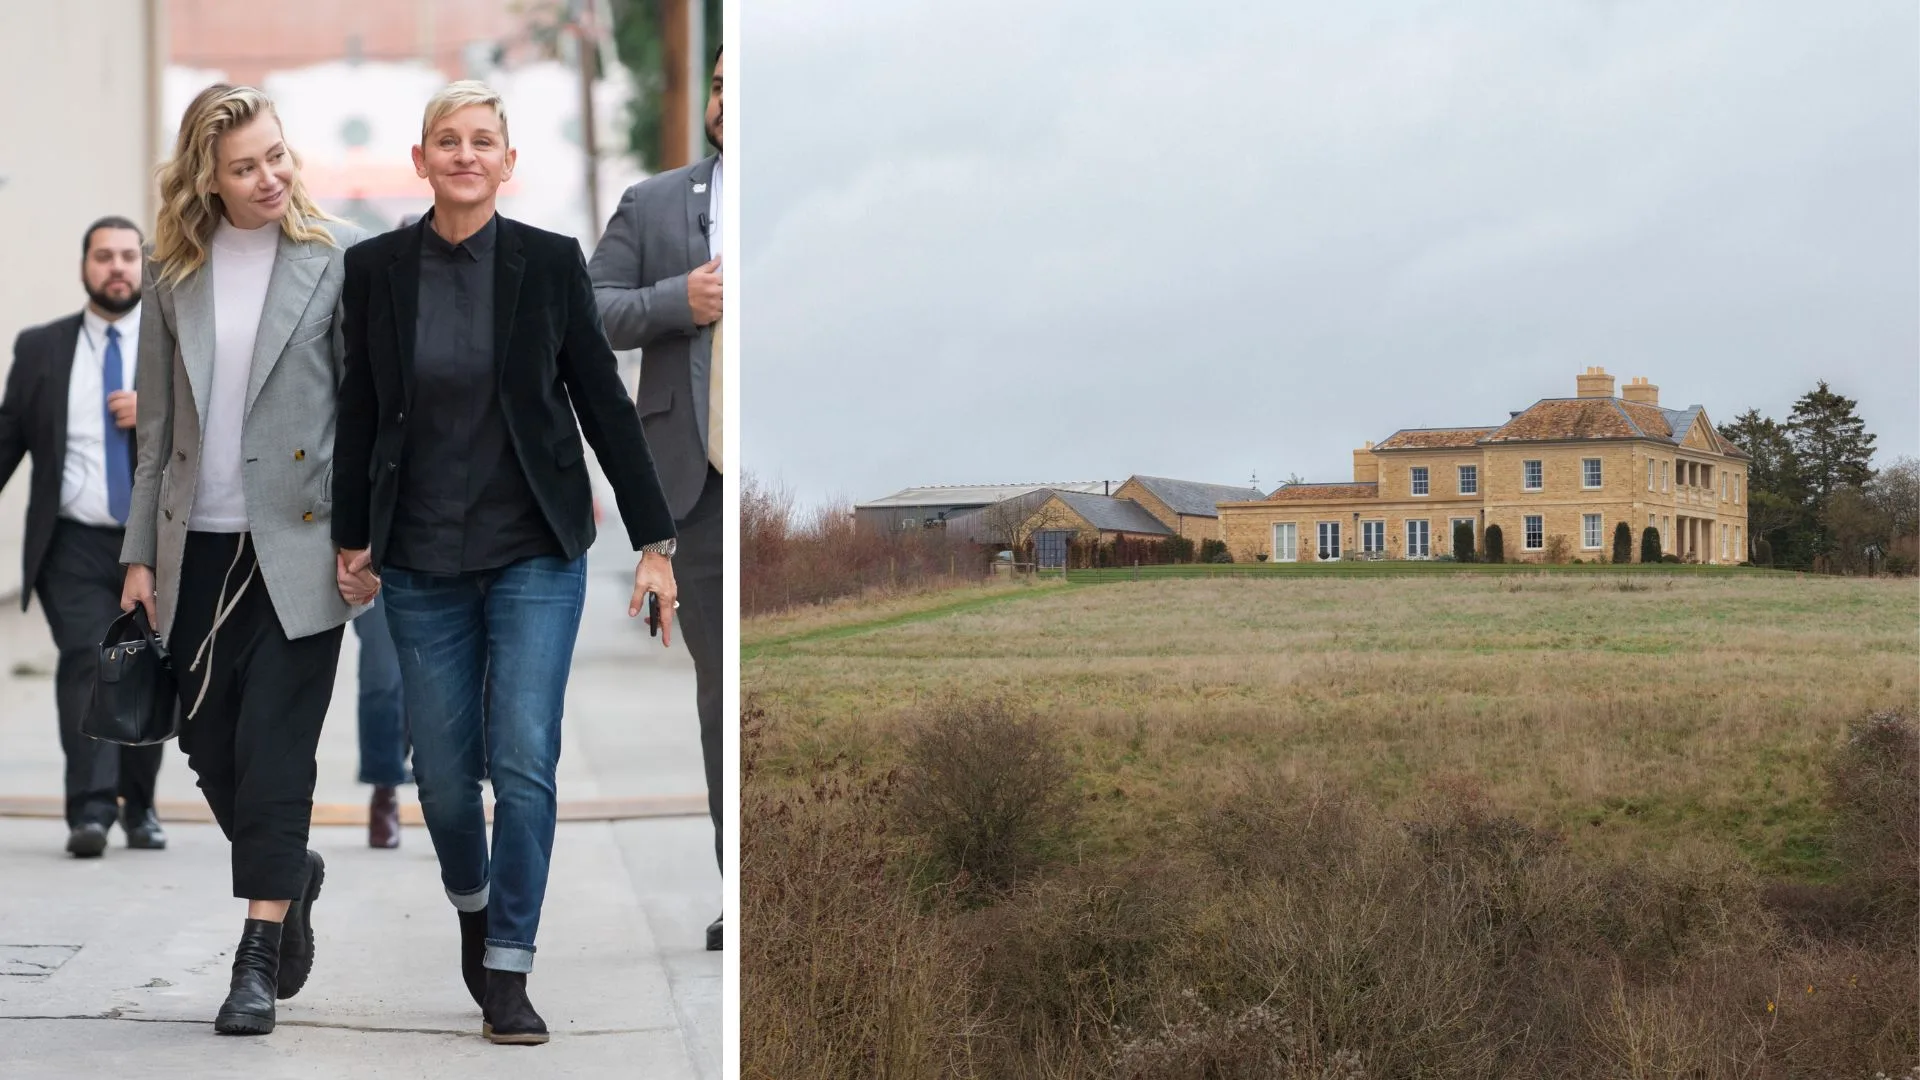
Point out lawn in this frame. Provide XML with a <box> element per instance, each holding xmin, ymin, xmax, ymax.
<box><xmin>745</xmin><ymin>571</ymin><xmax>1917</xmax><ymax>877</ymax></box>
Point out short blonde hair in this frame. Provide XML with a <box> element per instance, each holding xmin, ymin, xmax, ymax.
<box><xmin>421</xmin><ymin>81</ymin><xmax>510</xmax><ymax>147</ymax></box>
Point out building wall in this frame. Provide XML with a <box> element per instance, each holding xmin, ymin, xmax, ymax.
<box><xmin>0</xmin><ymin>1</ymin><xmax>157</xmax><ymax>601</ymax></box>
<box><xmin>167</xmin><ymin>0</ymin><xmax>529</xmax><ymax>89</ymax></box>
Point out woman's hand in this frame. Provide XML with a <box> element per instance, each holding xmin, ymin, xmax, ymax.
<box><xmin>121</xmin><ymin>564</ymin><xmax>157</xmax><ymax>626</ymax></box>
<box><xmin>630</xmin><ymin>552</ymin><xmax>677</xmax><ymax>646</ymax></box>
<box><xmin>336</xmin><ymin>548</ymin><xmax>380</xmax><ymax>606</ymax></box>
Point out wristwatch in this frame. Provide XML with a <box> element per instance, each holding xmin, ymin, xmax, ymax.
<box><xmin>642</xmin><ymin>538</ymin><xmax>677</xmax><ymax>558</ymax></box>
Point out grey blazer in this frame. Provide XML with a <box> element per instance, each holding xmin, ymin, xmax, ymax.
<box><xmin>588</xmin><ymin>155</ymin><xmax>717</xmax><ymax>521</ymax></box>
<box><xmin>122</xmin><ymin>222</ymin><xmax>369</xmax><ymax>641</ymax></box>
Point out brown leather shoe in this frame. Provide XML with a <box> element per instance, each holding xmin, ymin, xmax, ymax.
<box><xmin>369</xmin><ymin>786</ymin><xmax>400</xmax><ymax>849</ymax></box>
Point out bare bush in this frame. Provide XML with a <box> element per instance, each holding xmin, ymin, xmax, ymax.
<box><xmin>897</xmin><ymin>696</ymin><xmax>1078</xmax><ymax>894</ymax></box>
<box><xmin>1827</xmin><ymin>709</ymin><xmax>1919</xmax><ymax>932</ymax></box>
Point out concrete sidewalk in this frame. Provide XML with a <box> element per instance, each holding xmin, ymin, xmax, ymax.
<box><xmin>0</xmin><ymin>530</ymin><xmax>721</xmax><ymax>1078</ymax></box>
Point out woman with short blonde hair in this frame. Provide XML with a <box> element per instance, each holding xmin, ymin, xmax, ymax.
<box><xmin>122</xmin><ymin>82</ymin><xmax>369</xmax><ymax>1037</ymax></box>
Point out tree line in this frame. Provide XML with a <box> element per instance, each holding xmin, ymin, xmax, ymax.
<box><xmin>1721</xmin><ymin>381</ymin><xmax>1915</xmax><ymax>573</ymax></box>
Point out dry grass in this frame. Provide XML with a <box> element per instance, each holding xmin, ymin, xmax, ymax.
<box><xmin>742</xmin><ymin>574</ymin><xmax>1920</xmax><ymax>1078</ymax></box>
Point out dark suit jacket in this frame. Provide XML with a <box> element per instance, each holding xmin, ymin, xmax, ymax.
<box><xmin>588</xmin><ymin>155</ymin><xmax>718</xmax><ymax>521</ymax></box>
<box><xmin>0</xmin><ymin>313</ymin><xmax>138</xmax><ymax>610</ymax></box>
<box><xmin>333</xmin><ymin>215</ymin><xmax>676</xmax><ymax>570</ymax></box>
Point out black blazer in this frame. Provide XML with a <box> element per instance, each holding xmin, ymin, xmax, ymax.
<box><xmin>333</xmin><ymin>215</ymin><xmax>676</xmax><ymax>569</ymax></box>
<box><xmin>0</xmin><ymin>313</ymin><xmax>138</xmax><ymax>610</ymax></box>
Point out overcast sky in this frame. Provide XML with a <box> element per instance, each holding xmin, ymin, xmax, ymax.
<box><xmin>742</xmin><ymin>2</ymin><xmax>1917</xmax><ymax>508</ymax></box>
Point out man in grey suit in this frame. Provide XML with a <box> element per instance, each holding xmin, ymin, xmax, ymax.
<box><xmin>589</xmin><ymin>45</ymin><xmax>724</xmax><ymax>951</ymax></box>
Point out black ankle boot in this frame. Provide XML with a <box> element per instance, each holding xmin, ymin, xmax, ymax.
<box><xmin>277</xmin><ymin>850</ymin><xmax>325</xmax><ymax>999</ymax></box>
<box><xmin>482</xmin><ymin>971</ymin><xmax>549</xmax><ymax>1045</ymax></box>
<box><xmin>215</xmin><ymin>919</ymin><xmax>281</xmax><ymax>1035</ymax></box>
<box><xmin>458</xmin><ymin>908</ymin><xmax>488</xmax><ymax>1006</ymax></box>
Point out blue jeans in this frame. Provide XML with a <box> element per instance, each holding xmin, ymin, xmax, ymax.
<box><xmin>381</xmin><ymin>555</ymin><xmax>587</xmax><ymax>973</ymax></box>
<box><xmin>352</xmin><ymin>593</ymin><xmax>411</xmax><ymax>787</ymax></box>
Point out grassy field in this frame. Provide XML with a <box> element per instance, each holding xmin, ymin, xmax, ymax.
<box><xmin>747</xmin><ymin>572</ymin><xmax>1914</xmax><ymax>876</ymax></box>
<box><xmin>743</xmin><ymin>572</ymin><xmax>1919</xmax><ymax>1078</ymax></box>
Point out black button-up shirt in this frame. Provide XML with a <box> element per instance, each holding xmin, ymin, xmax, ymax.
<box><xmin>385</xmin><ymin>213</ymin><xmax>561</xmax><ymax>574</ymax></box>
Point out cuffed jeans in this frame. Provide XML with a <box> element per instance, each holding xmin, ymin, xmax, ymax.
<box><xmin>381</xmin><ymin>555</ymin><xmax>585</xmax><ymax>973</ymax></box>
<box><xmin>352</xmin><ymin>593</ymin><xmax>411</xmax><ymax>787</ymax></box>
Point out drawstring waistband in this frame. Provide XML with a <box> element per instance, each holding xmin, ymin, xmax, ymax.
<box><xmin>186</xmin><ymin>534</ymin><xmax>258</xmax><ymax>721</ymax></box>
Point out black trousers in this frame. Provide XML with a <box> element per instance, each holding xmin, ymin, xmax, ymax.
<box><xmin>171</xmin><ymin>532</ymin><xmax>342</xmax><ymax>899</ymax></box>
<box><xmin>676</xmin><ymin>466</ymin><xmax>723</xmax><ymax>868</ymax></box>
<box><xmin>35</xmin><ymin>519</ymin><xmax>163</xmax><ymax>828</ymax></box>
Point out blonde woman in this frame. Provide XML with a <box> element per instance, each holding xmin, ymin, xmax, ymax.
<box><xmin>120</xmin><ymin>83</ymin><xmax>368</xmax><ymax>1036</ymax></box>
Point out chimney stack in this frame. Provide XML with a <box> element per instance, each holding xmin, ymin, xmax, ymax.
<box><xmin>1353</xmin><ymin>441</ymin><xmax>1378</xmax><ymax>484</ymax></box>
<box><xmin>1576</xmin><ymin>366</ymin><xmax>1616</xmax><ymax>399</ymax></box>
<box><xmin>1622</xmin><ymin>376</ymin><xmax>1660</xmax><ymax>406</ymax></box>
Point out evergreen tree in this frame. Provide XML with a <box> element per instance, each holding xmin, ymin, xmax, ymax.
<box><xmin>1484</xmin><ymin>524</ymin><xmax>1504</xmax><ymax>564</ymax></box>
<box><xmin>1787</xmin><ymin>382</ymin><xmax>1877</xmax><ymax>510</ymax></box>
<box><xmin>1611</xmin><ymin>522</ymin><xmax>1633</xmax><ymax>564</ymax></box>
<box><xmin>1452</xmin><ymin>520</ymin><xmax>1475</xmax><ymax>563</ymax></box>
<box><xmin>1641</xmin><ymin>526</ymin><xmax>1662</xmax><ymax>564</ymax></box>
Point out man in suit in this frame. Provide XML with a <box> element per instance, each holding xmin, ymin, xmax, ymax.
<box><xmin>589</xmin><ymin>44</ymin><xmax>725</xmax><ymax>952</ymax></box>
<box><xmin>0</xmin><ymin>216</ymin><xmax>166</xmax><ymax>857</ymax></box>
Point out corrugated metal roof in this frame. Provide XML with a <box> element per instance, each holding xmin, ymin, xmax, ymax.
<box><xmin>1047</xmin><ymin>491</ymin><xmax>1175</xmax><ymax>535</ymax></box>
<box><xmin>1126</xmin><ymin>475</ymin><xmax>1265</xmax><ymax>517</ymax></box>
<box><xmin>855</xmin><ymin>481</ymin><xmax>1115</xmax><ymax>509</ymax></box>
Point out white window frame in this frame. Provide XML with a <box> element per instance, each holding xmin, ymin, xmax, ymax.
<box><xmin>1662</xmin><ymin>461</ymin><xmax>1670</xmax><ymax>492</ymax></box>
<box><xmin>1662</xmin><ymin>515</ymin><xmax>1671</xmax><ymax>548</ymax></box>
<box><xmin>1583</xmin><ymin>458</ymin><xmax>1602</xmax><ymax>490</ymax></box>
<box><xmin>1272</xmin><ymin>521</ymin><xmax>1298</xmax><ymax>562</ymax></box>
<box><xmin>1523</xmin><ymin>459</ymin><xmax>1543</xmax><ymax>492</ymax></box>
<box><xmin>1457</xmin><ymin>464</ymin><xmax>1477</xmax><ymax>495</ymax></box>
<box><xmin>1524</xmin><ymin>514</ymin><xmax>1544</xmax><ymax>550</ymax></box>
<box><xmin>1721</xmin><ymin>524</ymin><xmax>1728</xmax><ymax>559</ymax></box>
<box><xmin>1583</xmin><ymin>514</ymin><xmax>1603</xmax><ymax>550</ymax></box>
<box><xmin>1410</xmin><ymin>466</ymin><xmax>1429</xmax><ymax>497</ymax></box>
<box><xmin>1361</xmin><ymin>519</ymin><xmax>1385</xmax><ymax>555</ymax></box>
<box><xmin>1647</xmin><ymin>459</ymin><xmax>1655</xmax><ymax>491</ymax></box>
<box><xmin>1406</xmin><ymin>519</ymin><xmax>1431</xmax><ymax>558</ymax></box>
<box><xmin>1317</xmin><ymin>521</ymin><xmax>1342</xmax><ymax>561</ymax></box>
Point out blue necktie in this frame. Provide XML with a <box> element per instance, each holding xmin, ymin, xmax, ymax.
<box><xmin>103</xmin><ymin>325</ymin><xmax>131</xmax><ymax>524</ymax></box>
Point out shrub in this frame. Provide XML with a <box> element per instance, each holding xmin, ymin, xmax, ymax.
<box><xmin>1163</xmin><ymin>535</ymin><xmax>1197</xmax><ymax>563</ymax></box>
<box><xmin>1755</xmin><ymin>537</ymin><xmax>1774</xmax><ymax>565</ymax></box>
<box><xmin>1544</xmin><ymin>533</ymin><xmax>1571</xmax><ymax>564</ymax></box>
<box><xmin>1484</xmin><ymin>524</ymin><xmax>1505</xmax><ymax>563</ymax></box>
<box><xmin>1826</xmin><ymin>710</ymin><xmax>1919</xmax><ymax>933</ymax></box>
<box><xmin>1611</xmin><ymin>521</ymin><xmax>1633</xmax><ymax>564</ymax></box>
<box><xmin>1640</xmin><ymin>526</ymin><xmax>1662</xmax><ymax>563</ymax></box>
<box><xmin>1453</xmin><ymin>520</ymin><xmax>1475</xmax><ymax>563</ymax></box>
<box><xmin>1199</xmin><ymin>539</ymin><xmax>1230</xmax><ymax>563</ymax></box>
<box><xmin>897</xmin><ymin>696</ymin><xmax>1079</xmax><ymax>894</ymax></box>
<box><xmin>1660</xmin><ymin>553</ymin><xmax>1681</xmax><ymax>564</ymax></box>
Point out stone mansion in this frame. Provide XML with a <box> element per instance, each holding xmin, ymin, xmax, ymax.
<box><xmin>1218</xmin><ymin>368</ymin><xmax>1752</xmax><ymax>564</ymax></box>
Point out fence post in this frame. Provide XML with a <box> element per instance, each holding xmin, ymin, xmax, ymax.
<box><xmin>890</xmin><ymin>557</ymin><xmax>896</xmax><ymax>589</ymax></box>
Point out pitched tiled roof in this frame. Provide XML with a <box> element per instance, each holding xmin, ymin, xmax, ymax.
<box><xmin>1049</xmin><ymin>491</ymin><xmax>1175</xmax><ymax>535</ymax></box>
<box><xmin>856</xmin><ymin>481</ymin><xmax>1116</xmax><ymax>509</ymax></box>
<box><xmin>1374</xmin><ymin>427</ymin><xmax>1498</xmax><ymax>450</ymax></box>
<box><xmin>1486</xmin><ymin>398</ymin><xmax>1646</xmax><ymax>443</ymax></box>
<box><xmin>1266</xmin><ymin>482</ymin><xmax>1379</xmax><ymax>502</ymax></box>
<box><xmin>1618</xmin><ymin>401</ymin><xmax>1673</xmax><ymax>438</ymax></box>
<box><xmin>1126</xmin><ymin>475</ymin><xmax>1265</xmax><ymax>517</ymax></box>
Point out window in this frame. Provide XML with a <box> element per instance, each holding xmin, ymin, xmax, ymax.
<box><xmin>1721</xmin><ymin>524</ymin><xmax>1728</xmax><ymax>559</ymax></box>
<box><xmin>1410</xmin><ymin>466</ymin><xmax>1429</xmax><ymax>496</ymax></box>
<box><xmin>1523</xmin><ymin>460</ymin><xmax>1543</xmax><ymax>491</ymax></box>
<box><xmin>1524</xmin><ymin>515</ymin><xmax>1544</xmax><ymax>550</ymax></box>
<box><xmin>1361</xmin><ymin>519</ymin><xmax>1385</xmax><ymax>554</ymax></box>
<box><xmin>1581</xmin><ymin>514</ymin><xmax>1601</xmax><ymax>549</ymax></box>
<box><xmin>1406</xmin><ymin>519</ymin><xmax>1430</xmax><ymax>558</ymax></box>
<box><xmin>1735</xmin><ymin>475</ymin><xmax>1742</xmax><ymax>504</ymax></box>
<box><xmin>1721</xmin><ymin>473</ymin><xmax>1727</xmax><ymax>501</ymax></box>
<box><xmin>1458</xmin><ymin>464</ymin><xmax>1478</xmax><ymax>495</ymax></box>
<box><xmin>1662</xmin><ymin>515</ymin><xmax>1671</xmax><ymax>547</ymax></box>
<box><xmin>1273</xmin><ymin>522</ymin><xmax>1297</xmax><ymax>562</ymax></box>
<box><xmin>1583</xmin><ymin>458</ymin><xmax>1602</xmax><ymax>489</ymax></box>
<box><xmin>1647</xmin><ymin>459</ymin><xmax>1656</xmax><ymax>491</ymax></box>
<box><xmin>1317</xmin><ymin>522</ymin><xmax>1341</xmax><ymax>560</ymax></box>
<box><xmin>1662</xmin><ymin>461</ymin><xmax>1670</xmax><ymax>491</ymax></box>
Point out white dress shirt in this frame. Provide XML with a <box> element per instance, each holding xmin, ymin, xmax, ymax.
<box><xmin>61</xmin><ymin>304</ymin><xmax>141</xmax><ymax>527</ymax></box>
<box><xmin>708</xmin><ymin>154</ymin><xmax>724</xmax><ymax>260</ymax></box>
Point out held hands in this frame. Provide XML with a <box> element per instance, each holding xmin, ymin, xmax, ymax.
<box><xmin>629</xmin><ymin>551</ymin><xmax>678</xmax><ymax>647</ymax></box>
<box><xmin>121</xmin><ymin>564</ymin><xmax>157</xmax><ymax>626</ymax></box>
<box><xmin>688</xmin><ymin>258</ymin><xmax>723</xmax><ymax>327</ymax></box>
<box><xmin>336</xmin><ymin>548</ymin><xmax>380</xmax><ymax>606</ymax></box>
<box><xmin>107</xmin><ymin>390</ymin><xmax>137</xmax><ymax>430</ymax></box>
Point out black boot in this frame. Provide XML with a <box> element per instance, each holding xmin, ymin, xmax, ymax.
<box><xmin>277</xmin><ymin>850</ymin><xmax>326</xmax><ymax>999</ymax></box>
<box><xmin>458</xmin><ymin>908</ymin><xmax>488</xmax><ymax>1006</ymax></box>
<box><xmin>214</xmin><ymin>919</ymin><xmax>281</xmax><ymax>1035</ymax></box>
<box><xmin>482</xmin><ymin>971</ymin><xmax>549</xmax><ymax>1045</ymax></box>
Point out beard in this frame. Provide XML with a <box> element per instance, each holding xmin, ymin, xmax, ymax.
<box><xmin>706</xmin><ymin>112</ymin><xmax>722</xmax><ymax>154</ymax></box>
<box><xmin>87</xmin><ymin>279</ymin><xmax>141</xmax><ymax>316</ymax></box>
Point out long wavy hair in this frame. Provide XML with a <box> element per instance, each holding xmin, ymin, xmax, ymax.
<box><xmin>151</xmin><ymin>84</ymin><xmax>338</xmax><ymax>285</ymax></box>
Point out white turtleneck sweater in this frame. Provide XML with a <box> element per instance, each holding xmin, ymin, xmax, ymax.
<box><xmin>190</xmin><ymin>217</ymin><xmax>279</xmax><ymax>532</ymax></box>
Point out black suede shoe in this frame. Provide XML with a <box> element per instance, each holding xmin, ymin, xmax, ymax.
<box><xmin>276</xmin><ymin>850</ymin><xmax>325</xmax><ymax>999</ymax></box>
<box><xmin>481</xmin><ymin>971</ymin><xmax>549</xmax><ymax>1045</ymax></box>
<box><xmin>458</xmin><ymin>908</ymin><xmax>488</xmax><ymax>1006</ymax></box>
<box><xmin>122</xmin><ymin>807</ymin><xmax>167</xmax><ymax>850</ymax></box>
<box><xmin>66</xmin><ymin>822</ymin><xmax>108</xmax><ymax>858</ymax></box>
<box><xmin>215</xmin><ymin>919</ymin><xmax>281</xmax><ymax>1035</ymax></box>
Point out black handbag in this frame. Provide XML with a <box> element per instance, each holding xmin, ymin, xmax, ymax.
<box><xmin>82</xmin><ymin>606</ymin><xmax>181</xmax><ymax>746</ymax></box>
